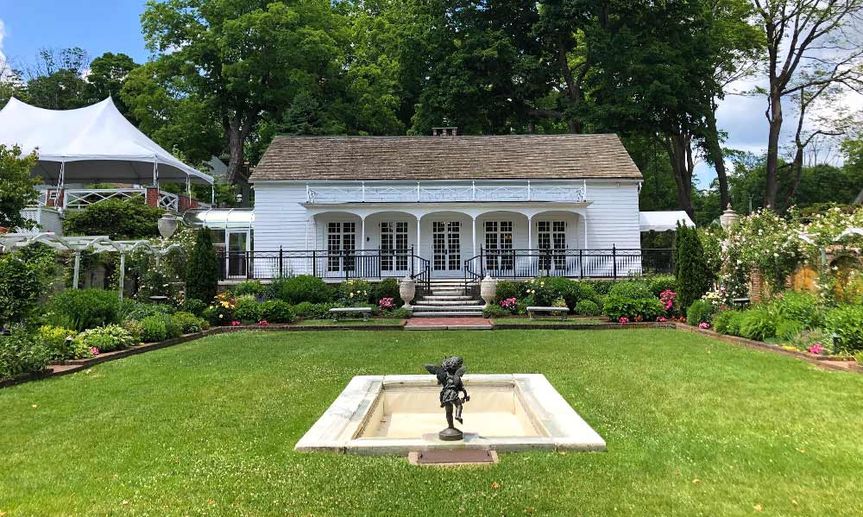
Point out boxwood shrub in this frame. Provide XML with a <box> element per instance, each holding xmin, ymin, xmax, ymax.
<box><xmin>260</xmin><ymin>300</ymin><xmax>296</xmax><ymax>323</ymax></box>
<box><xmin>171</xmin><ymin>311</ymin><xmax>209</xmax><ymax>333</ymax></box>
<box><xmin>574</xmin><ymin>299</ymin><xmax>601</xmax><ymax>316</ymax></box>
<box><xmin>268</xmin><ymin>276</ymin><xmax>333</xmax><ymax>304</ymax></box>
<box><xmin>234</xmin><ymin>296</ymin><xmax>263</xmax><ymax>323</ymax></box>
<box><xmin>293</xmin><ymin>302</ymin><xmax>336</xmax><ymax>320</ymax></box>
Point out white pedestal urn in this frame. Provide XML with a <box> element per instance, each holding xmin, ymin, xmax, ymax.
<box><xmin>480</xmin><ymin>275</ymin><xmax>497</xmax><ymax>308</ymax></box>
<box><xmin>399</xmin><ymin>275</ymin><xmax>416</xmax><ymax>309</ymax></box>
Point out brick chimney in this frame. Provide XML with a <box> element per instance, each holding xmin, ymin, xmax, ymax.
<box><xmin>432</xmin><ymin>127</ymin><xmax>458</xmax><ymax>136</ymax></box>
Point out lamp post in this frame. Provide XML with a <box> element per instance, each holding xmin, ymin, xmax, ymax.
<box><xmin>158</xmin><ymin>212</ymin><xmax>179</xmax><ymax>239</ymax></box>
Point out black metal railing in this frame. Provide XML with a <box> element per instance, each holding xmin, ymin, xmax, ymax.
<box><xmin>463</xmin><ymin>247</ymin><xmax>674</xmax><ymax>280</ymax></box>
<box><xmin>218</xmin><ymin>248</ymin><xmax>430</xmax><ymax>290</ymax></box>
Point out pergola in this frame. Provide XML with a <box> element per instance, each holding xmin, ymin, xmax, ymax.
<box><xmin>0</xmin><ymin>232</ymin><xmax>182</xmax><ymax>299</ymax></box>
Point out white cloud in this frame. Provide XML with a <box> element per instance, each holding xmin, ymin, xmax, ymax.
<box><xmin>0</xmin><ymin>18</ymin><xmax>9</xmax><ymax>79</ymax></box>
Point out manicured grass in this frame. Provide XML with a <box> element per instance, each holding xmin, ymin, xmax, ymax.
<box><xmin>492</xmin><ymin>316</ymin><xmax>607</xmax><ymax>326</ymax></box>
<box><xmin>2</xmin><ymin>329</ymin><xmax>862</xmax><ymax>515</ymax></box>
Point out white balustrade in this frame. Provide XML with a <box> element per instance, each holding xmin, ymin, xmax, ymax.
<box><xmin>306</xmin><ymin>182</ymin><xmax>587</xmax><ymax>204</ymax></box>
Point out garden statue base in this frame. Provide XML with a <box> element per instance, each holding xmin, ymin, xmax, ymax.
<box><xmin>438</xmin><ymin>427</ymin><xmax>464</xmax><ymax>441</ymax></box>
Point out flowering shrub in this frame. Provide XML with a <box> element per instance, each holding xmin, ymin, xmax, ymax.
<box><xmin>657</xmin><ymin>316</ymin><xmax>668</xmax><ymax>323</ymax></box>
<box><xmin>339</xmin><ymin>279</ymin><xmax>371</xmax><ymax>305</ymax></box>
<box><xmin>378</xmin><ymin>297</ymin><xmax>395</xmax><ymax>311</ymax></box>
<box><xmin>727</xmin><ymin>209</ymin><xmax>805</xmax><ymax>290</ymax></box>
<box><xmin>499</xmin><ymin>297</ymin><xmax>518</xmax><ymax>312</ymax></box>
<box><xmin>808</xmin><ymin>343</ymin><xmax>825</xmax><ymax>355</ymax></box>
<box><xmin>89</xmin><ymin>346</ymin><xmax>101</xmax><ymax>356</ymax></box>
<box><xmin>659</xmin><ymin>290</ymin><xmax>676</xmax><ymax>312</ymax></box>
<box><xmin>204</xmin><ymin>292</ymin><xmax>236</xmax><ymax>325</ymax></box>
<box><xmin>230</xmin><ymin>320</ymin><xmax>241</xmax><ymax>327</ymax></box>
<box><xmin>258</xmin><ymin>320</ymin><xmax>270</xmax><ymax>327</ymax></box>
<box><xmin>698</xmin><ymin>322</ymin><xmax>711</xmax><ymax>330</ymax></box>
<box><xmin>618</xmin><ymin>316</ymin><xmax>629</xmax><ymax>325</ymax></box>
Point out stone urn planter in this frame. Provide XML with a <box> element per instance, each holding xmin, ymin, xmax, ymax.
<box><xmin>480</xmin><ymin>276</ymin><xmax>497</xmax><ymax>307</ymax></box>
<box><xmin>399</xmin><ymin>276</ymin><xmax>416</xmax><ymax>309</ymax></box>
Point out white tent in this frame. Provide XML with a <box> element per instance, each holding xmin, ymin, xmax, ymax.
<box><xmin>0</xmin><ymin>97</ymin><xmax>213</xmax><ymax>186</ymax></box>
<box><xmin>639</xmin><ymin>211</ymin><xmax>695</xmax><ymax>232</ymax></box>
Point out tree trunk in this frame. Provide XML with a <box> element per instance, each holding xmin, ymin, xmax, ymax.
<box><xmin>764</xmin><ymin>86</ymin><xmax>783</xmax><ymax>210</ymax></box>
<box><xmin>226</xmin><ymin>117</ymin><xmax>247</xmax><ymax>184</ymax></box>
<box><xmin>666</xmin><ymin>132</ymin><xmax>695</xmax><ymax>219</ymax></box>
<box><xmin>704</xmin><ymin>106</ymin><xmax>730</xmax><ymax>209</ymax></box>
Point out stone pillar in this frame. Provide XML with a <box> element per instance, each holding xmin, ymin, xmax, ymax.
<box><xmin>399</xmin><ymin>275</ymin><xmax>416</xmax><ymax>309</ymax></box>
<box><xmin>145</xmin><ymin>187</ymin><xmax>160</xmax><ymax>208</ymax></box>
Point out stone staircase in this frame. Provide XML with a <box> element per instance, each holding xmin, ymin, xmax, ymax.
<box><xmin>411</xmin><ymin>279</ymin><xmax>484</xmax><ymax>317</ymax></box>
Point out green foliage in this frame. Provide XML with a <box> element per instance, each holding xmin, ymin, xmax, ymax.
<box><xmin>775</xmin><ymin>319</ymin><xmax>805</xmax><ymax>342</ymax></box>
<box><xmin>292</xmin><ymin>302</ymin><xmax>336</xmax><ymax>320</ymax></box>
<box><xmin>603</xmin><ymin>296</ymin><xmax>664</xmax><ymax>321</ymax></box>
<box><xmin>269</xmin><ymin>276</ymin><xmax>334</xmax><ymax>304</ymax></box>
<box><xmin>483</xmin><ymin>305</ymin><xmax>512</xmax><ymax>319</ymax></box>
<box><xmin>74</xmin><ymin>324</ymin><xmax>135</xmax><ymax>353</ymax></box>
<box><xmin>259</xmin><ymin>300</ymin><xmax>296</xmax><ymax>323</ymax></box>
<box><xmin>120</xmin><ymin>301</ymin><xmax>174</xmax><ymax>322</ymax></box>
<box><xmin>0</xmin><ymin>329</ymin><xmax>50</xmax><ymax>380</ymax></box>
<box><xmin>675</xmin><ymin>224</ymin><xmax>713</xmax><ymax>309</ymax></box>
<box><xmin>338</xmin><ymin>279</ymin><xmax>372</xmax><ymax>305</ymax></box>
<box><xmin>121</xmin><ymin>319</ymin><xmax>144</xmax><ymax>343</ymax></box>
<box><xmin>62</xmin><ymin>198</ymin><xmax>162</xmax><ymax>240</ymax></box>
<box><xmin>391</xmin><ymin>307</ymin><xmax>411</xmax><ymax>320</ymax></box>
<box><xmin>769</xmin><ymin>292</ymin><xmax>823</xmax><ymax>329</ymax></box>
<box><xmin>686</xmin><ymin>300</ymin><xmax>714</xmax><ymax>325</ymax></box>
<box><xmin>738</xmin><ymin>306</ymin><xmax>777</xmax><ymax>341</ymax></box>
<box><xmin>0</xmin><ymin>250</ymin><xmax>45</xmax><ymax>327</ymax></box>
<box><xmin>234</xmin><ymin>297</ymin><xmax>263</xmax><ymax>324</ymax></box>
<box><xmin>523</xmin><ymin>277</ymin><xmax>598</xmax><ymax>309</ymax></box>
<box><xmin>0</xmin><ymin>144</ymin><xmax>39</xmax><ymax>230</ymax></box>
<box><xmin>37</xmin><ymin>325</ymin><xmax>85</xmax><ymax>361</ymax></box>
<box><xmin>45</xmin><ymin>289</ymin><xmax>121</xmax><ymax>332</ymax></box>
<box><xmin>494</xmin><ymin>281</ymin><xmax>524</xmax><ymax>303</ymax></box>
<box><xmin>590</xmin><ymin>280</ymin><xmax>616</xmax><ymax>295</ymax></box>
<box><xmin>713</xmin><ymin>310</ymin><xmax>743</xmax><ymax>335</ymax></box>
<box><xmin>232</xmin><ymin>280</ymin><xmax>266</xmax><ymax>297</ymax></box>
<box><xmin>608</xmin><ymin>281</ymin><xmax>653</xmax><ymax>300</ymax></box>
<box><xmin>574</xmin><ymin>300</ymin><xmax>601</xmax><ymax>317</ymax></box>
<box><xmin>171</xmin><ymin>312</ymin><xmax>209</xmax><ymax>334</ymax></box>
<box><xmin>645</xmin><ymin>275</ymin><xmax>678</xmax><ymax>297</ymax></box>
<box><xmin>825</xmin><ymin>305</ymin><xmax>863</xmax><ymax>353</ymax></box>
<box><xmin>186</xmin><ymin>229</ymin><xmax>220</xmax><ymax>304</ymax></box>
<box><xmin>371</xmin><ymin>279</ymin><xmax>401</xmax><ymax>306</ymax></box>
<box><xmin>139</xmin><ymin>315</ymin><xmax>168</xmax><ymax>343</ymax></box>
<box><xmin>181</xmin><ymin>298</ymin><xmax>207</xmax><ymax>317</ymax></box>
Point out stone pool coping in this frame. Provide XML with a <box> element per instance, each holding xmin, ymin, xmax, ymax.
<box><xmin>294</xmin><ymin>374</ymin><xmax>607</xmax><ymax>455</ymax></box>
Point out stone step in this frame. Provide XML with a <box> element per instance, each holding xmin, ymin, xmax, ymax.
<box><xmin>429</xmin><ymin>288</ymin><xmax>468</xmax><ymax>295</ymax></box>
<box><xmin>411</xmin><ymin>304</ymin><xmax>486</xmax><ymax>312</ymax></box>
<box><xmin>421</xmin><ymin>295</ymin><xmax>475</xmax><ymax>301</ymax></box>
<box><xmin>414</xmin><ymin>299</ymin><xmax>482</xmax><ymax>307</ymax></box>
<box><xmin>411</xmin><ymin>311</ymin><xmax>485</xmax><ymax>318</ymax></box>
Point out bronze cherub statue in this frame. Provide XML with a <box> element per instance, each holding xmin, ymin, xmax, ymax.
<box><xmin>424</xmin><ymin>356</ymin><xmax>470</xmax><ymax>441</ymax></box>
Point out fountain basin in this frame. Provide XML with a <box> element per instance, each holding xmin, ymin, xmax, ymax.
<box><xmin>295</xmin><ymin>374</ymin><xmax>606</xmax><ymax>455</ymax></box>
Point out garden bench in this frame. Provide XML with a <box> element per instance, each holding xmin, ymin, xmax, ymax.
<box><xmin>526</xmin><ymin>306</ymin><xmax>569</xmax><ymax>321</ymax></box>
<box><xmin>329</xmin><ymin>307</ymin><xmax>373</xmax><ymax>322</ymax></box>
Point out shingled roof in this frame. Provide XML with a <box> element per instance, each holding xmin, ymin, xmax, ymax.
<box><xmin>250</xmin><ymin>134</ymin><xmax>642</xmax><ymax>182</ymax></box>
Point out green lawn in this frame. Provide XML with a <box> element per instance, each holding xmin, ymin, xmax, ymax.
<box><xmin>2</xmin><ymin>329</ymin><xmax>862</xmax><ymax>515</ymax></box>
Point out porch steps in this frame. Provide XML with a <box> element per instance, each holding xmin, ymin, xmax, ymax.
<box><xmin>411</xmin><ymin>280</ymin><xmax>484</xmax><ymax>318</ymax></box>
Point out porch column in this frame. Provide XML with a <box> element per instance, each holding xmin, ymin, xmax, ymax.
<box><xmin>416</xmin><ymin>216</ymin><xmax>422</xmax><ymax>273</ymax></box>
<box><xmin>472</xmin><ymin>215</ymin><xmax>478</xmax><ymax>257</ymax></box>
<box><xmin>360</xmin><ymin>216</ymin><xmax>366</xmax><ymax>250</ymax></box>
<box><xmin>527</xmin><ymin>214</ymin><xmax>534</xmax><ymax>272</ymax></box>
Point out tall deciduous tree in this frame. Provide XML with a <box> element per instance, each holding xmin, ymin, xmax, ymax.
<box><xmin>751</xmin><ymin>0</ymin><xmax>863</xmax><ymax>209</ymax></box>
<box><xmin>139</xmin><ymin>0</ymin><xmax>346</xmax><ymax>183</ymax></box>
<box><xmin>0</xmin><ymin>145</ymin><xmax>38</xmax><ymax>231</ymax></box>
<box><xmin>24</xmin><ymin>48</ymin><xmax>90</xmax><ymax>110</ymax></box>
<box><xmin>85</xmin><ymin>52</ymin><xmax>139</xmax><ymax>117</ymax></box>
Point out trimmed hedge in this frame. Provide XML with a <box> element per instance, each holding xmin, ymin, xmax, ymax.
<box><xmin>46</xmin><ymin>289</ymin><xmax>121</xmax><ymax>332</ymax></box>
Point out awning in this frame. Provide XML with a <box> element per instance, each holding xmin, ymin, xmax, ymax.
<box><xmin>184</xmin><ymin>208</ymin><xmax>254</xmax><ymax>230</ymax></box>
<box><xmin>0</xmin><ymin>97</ymin><xmax>213</xmax><ymax>185</ymax></box>
<box><xmin>639</xmin><ymin>211</ymin><xmax>695</xmax><ymax>232</ymax></box>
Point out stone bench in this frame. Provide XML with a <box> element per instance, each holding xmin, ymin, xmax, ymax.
<box><xmin>329</xmin><ymin>307</ymin><xmax>373</xmax><ymax>322</ymax></box>
<box><xmin>526</xmin><ymin>306</ymin><xmax>569</xmax><ymax>320</ymax></box>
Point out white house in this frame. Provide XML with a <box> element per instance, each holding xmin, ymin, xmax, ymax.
<box><xmin>231</xmin><ymin>132</ymin><xmax>664</xmax><ymax>284</ymax></box>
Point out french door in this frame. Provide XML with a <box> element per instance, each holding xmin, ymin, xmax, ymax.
<box><xmin>432</xmin><ymin>221</ymin><xmax>461</xmax><ymax>272</ymax></box>
<box><xmin>327</xmin><ymin>221</ymin><xmax>356</xmax><ymax>272</ymax></box>
<box><xmin>484</xmin><ymin>221</ymin><xmax>514</xmax><ymax>271</ymax></box>
<box><xmin>380</xmin><ymin>221</ymin><xmax>409</xmax><ymax>272</ymax></box>
<box><xmin>226</xmin><ymin>230</ymin><xmax>249</xmax><ymax>278</ymax></box>
<box><xmin>537</xmin><ymin>220</ymin><xmax>566</xmax><ymax>271</ymax></box>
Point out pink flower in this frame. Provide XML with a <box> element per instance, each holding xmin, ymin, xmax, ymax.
<box><xmin>808</xmin><ymin>343</ymin><xmax>825</xmax><ymax>355</ymax></box>
<box><xmin>89</xmin><ymin>347</ymin><xmax>100</xmax><ymax>356</ymax></box>
<box><xmin>499</xmin><ymin>297</ymin><xmax>518</xmax><ymax>311</ymax></box>
<box><xmin>699</xmin><ymin>321</ymin><xmax>711</xmax><ymax>330</ymax></box>
<box><xmin>657</xmin><ymin>316</ymin><xmax>668</xmax><ymax>322</ymax></box>
<box><xmin>258</xmin><ymin>320</ymin><xmax>269</xmax><ymax>327</ymax></box>
<box><xmin>378</xmin><ymin>297</ymin><xmax>395</xmax><ymax>310</ymax></box>
<box><xmin>230</xmin><ymin>320</ymin><xmax>241</xmax><ymax>327</ymax></box>
<box><xmin>659</xmin><ymin>289</ymin><xmax>677</xmax><ymax>311</ymax></box>
<box><xmin>618</xmin><ymin>316</ymin><xmax>629</xmax><ymax>325</ymax></box>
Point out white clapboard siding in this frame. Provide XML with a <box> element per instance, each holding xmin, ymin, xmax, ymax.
<box><xmin>252</xmin><ymin>183</ymin><xmax>312</xmax><ymax>276</ymax></box>
<box><xmin>581</xmin><ymin>182</ymin><xmax>640</xmax><ymax>249</ymax></box>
